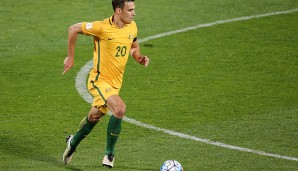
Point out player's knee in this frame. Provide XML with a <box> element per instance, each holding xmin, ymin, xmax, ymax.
<box><xmin>88</xmin><ymin>108</ymin><xmax>104</xmax><ymax>123</ymax></box>
<box><xmin>113</xmin><ymin>105</ymin><xmax>126</xmax><ymax>118</ymax></box>
<box><xmin>88</xmin><ymin>114</ymin><xmax>101</xmax><ymax>123</ymax></box>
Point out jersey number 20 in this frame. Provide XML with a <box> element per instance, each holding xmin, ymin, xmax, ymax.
<box><xmin>115</xmin><ymin>46</ymin><xmax>127</xmax><ymax>57</ymax></box>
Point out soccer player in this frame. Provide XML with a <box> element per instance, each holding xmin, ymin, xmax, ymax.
<box><xmin>62</xmin><ymin>0</ymin><xmax>149</xmax><ymax>168</ymax></box>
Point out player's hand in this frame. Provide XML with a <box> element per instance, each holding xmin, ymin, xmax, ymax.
<box><xmin>62</xmin><ymin>56</ymin><xmax>74</xmax><ymax>75</ymax></box>
<box><xmin>140</xmin><ymin>56</ymin><xmax>149</xmax><ymax>67</ymax></box>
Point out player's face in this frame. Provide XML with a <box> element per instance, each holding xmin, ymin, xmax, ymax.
<box><xmin>120</xmin><ymin>2</ymin><xmax>135</xmax><ymax>24</ymax></box>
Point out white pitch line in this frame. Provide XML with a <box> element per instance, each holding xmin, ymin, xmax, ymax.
<box><xmin>124</xmin><ymin>117</ymin><xmax>298</xmax><ymax>162</ymax></box>
<box><xmin>75</xmin><ymin>8</ymin><xmax>298</xmax><ymax>162</ymax></box>
<box><xmin>139</xmin><ymin>8</ymin><xmax>298</xmax><ymax>43</ymax></box>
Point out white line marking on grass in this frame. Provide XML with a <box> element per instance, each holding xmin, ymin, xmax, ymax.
<box><xmin>124</xmin><ymin>117</ymin><xmax>298</xmax><ymax>162</ymax></box>
<box><xmin>139</xmin><ymin>8</ymin><xmax>298</xmax><ymax>43</ymax></box>
<box><xmin>75</xmin><ymin>8</ymin><xmax>298</xmax><ymax>161</ymax></box>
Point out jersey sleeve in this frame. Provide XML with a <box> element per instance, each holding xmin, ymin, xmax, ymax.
<box><xmin>81</xmin><ymin>21</ymin><xmax>103</xmax><ymax>37</ymax></box>
<box><xmin>133</xmin><ymin>21</ymin><xmax>138</xmax><ymax>41</ymax></box>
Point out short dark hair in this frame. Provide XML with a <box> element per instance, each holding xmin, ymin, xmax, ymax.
<box><xmin>112</xmin><ymin>0</ymin><xmax>135</xmax><ymax>11</ymax></box>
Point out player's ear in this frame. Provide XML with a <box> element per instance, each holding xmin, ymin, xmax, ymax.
<box><xmin>116</xmin><ymin>8</ymin><xmax>122</xmax><ymax>15</ymax></box>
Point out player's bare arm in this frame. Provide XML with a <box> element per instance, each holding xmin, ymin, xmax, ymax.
<box><xmin>63</xmin><ymin>23</ymin><xmax>83</xmax><ymax>75</ymax></box>
<box><xmin>130</xmin><ymin>40</ymin><xmax>150</xmax><ymax>67</ymax></box>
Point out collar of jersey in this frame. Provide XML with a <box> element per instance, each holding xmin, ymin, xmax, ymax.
<box><xmin>109</xmin><ymin>15</ymin><xmax>129</xmax><ymax>28</ymax></box>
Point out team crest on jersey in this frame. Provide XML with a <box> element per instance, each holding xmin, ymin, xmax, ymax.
<box><xmin>128</xmin><ymin>34</ymin><xmax>134</xmax><ymax>39</ymax></box>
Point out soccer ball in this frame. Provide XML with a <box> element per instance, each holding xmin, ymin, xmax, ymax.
<box><xmin>160</xmin><ymin>160</ymin><xmax>184</xmax><ymax>171</ymax></box>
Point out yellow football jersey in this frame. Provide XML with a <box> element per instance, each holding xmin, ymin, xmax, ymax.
<box><xmin>82</xmin><ymin>16</ymin><xmax>138</xmax><ymax>88</ymax></box>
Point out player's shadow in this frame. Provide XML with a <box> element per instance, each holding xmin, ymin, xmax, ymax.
<box><xmin>117</xmin><ymin>165</ymin><xmax>156</xmax><ymax>171</ymax></box>
<box><xmin>1</xmin><ymin>135</ymin><xmax>158</xmax><ymax>171</ymax></box>
<box><xmin>0</xmin><ymin>135</ymin><xmax>82</xmax><ymax>171</ymax></box>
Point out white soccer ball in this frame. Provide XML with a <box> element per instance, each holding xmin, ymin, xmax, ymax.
<box><xmin>160</xmin><ymin>160</ymin><xmax>184</xmax><ymax>171</ymax></box>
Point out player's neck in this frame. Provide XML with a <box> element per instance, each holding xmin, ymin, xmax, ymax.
<box><xmin>112</xmin><ymin>15</ymin><xmax>125</xmax><ymax>29</ymax></box>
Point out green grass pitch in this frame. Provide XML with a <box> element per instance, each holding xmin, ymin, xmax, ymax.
<box><xmin>1</xmin><ymin>0</ymin><xmax>298</xmax><ymax>170</ymax></box>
